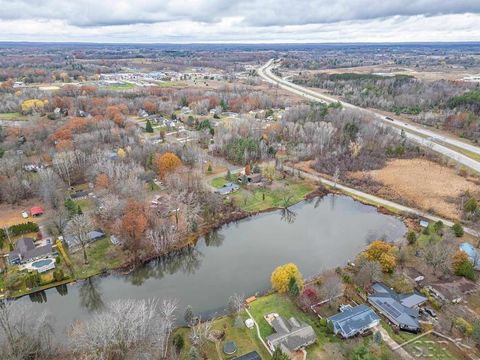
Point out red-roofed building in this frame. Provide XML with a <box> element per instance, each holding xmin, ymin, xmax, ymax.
<box><xmin>30</xmin><ymin>206</ymin><xmax>44</xmax><ymax>217</ymax></box>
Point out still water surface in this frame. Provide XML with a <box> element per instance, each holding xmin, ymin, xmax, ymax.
<box><xmin>24</xmin><ymin>195</ymin><xmax>406</xmax><ymax>335</ymax></box>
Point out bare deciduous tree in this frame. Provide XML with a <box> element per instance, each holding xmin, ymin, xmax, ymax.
<box><xmin>0</xmin><ymin>302</ymin><xmax>54</xmax><ymax>360</ymax></box>
<box><xmin>65</xmin><ymin>214</ymin><xmax>94</xmax><ymax>264</ymax></box>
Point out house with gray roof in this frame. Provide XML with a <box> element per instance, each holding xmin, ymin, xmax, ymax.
<box><xmin>328</xmin><ymin>304</ymin><xmax>380</xmax><ymax>338</ymax></box>
<box><xmin>233</xmin><ymin>351</ymin><xmax>261</xmax><ymax>360</ymax></box>
<box><xmin>64</xmin><ymin>229</ymin><xmax>106</xmax><ymax>248</ymax></box>
<box><xmin>368</xmin><ymin>282</ymin><xmax>427</xmax><ymax>333</ymax></box>
<box><xmin>266</xmin><ymin>314</ymin><xmax>316</xmax><ymax>353</ymax></box>
<box><xmin>8</xmin><ymin>237</ymin><xmax>53</xmax><ymax>265</ymax></box>
<box><xmin>214</xmin><ymin>182</ymin><xmax>239</xmax><ymax>196</ymax></box>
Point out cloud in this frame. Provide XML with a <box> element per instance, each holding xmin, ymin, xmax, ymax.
<box><xmin>0</xmin><ymin>0</ymin><xmax>479</xmax><ymax>42</ymax></box>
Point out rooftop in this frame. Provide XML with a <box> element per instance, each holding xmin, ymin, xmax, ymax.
<box><xmin>368</xmin><ymin>283</ymin><xmax>427</xmax><ymax>331</ymax></box>
<box><xmin>328</xmin><ymin>304</ymin><xmax>380</xmax><ymax>338</ymax></box>
<box><xmin>266</xmin><ymin>314</ymin><xmax>316</xmax><ymax>351</ymax></box>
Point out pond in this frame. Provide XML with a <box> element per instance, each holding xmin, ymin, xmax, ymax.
<box><xmin>22</xmin><ymin>195</ymin><xmax>406</xmax><ymax>337</ymax></box>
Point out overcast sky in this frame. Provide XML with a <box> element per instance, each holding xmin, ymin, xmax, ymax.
<box><xmin>1</xmin><ymin>0</ymin><xmax>479</xmax><ymax>43</ymax></box>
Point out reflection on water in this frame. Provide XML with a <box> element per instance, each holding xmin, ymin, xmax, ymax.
<box><xmin>21</xmin><ymin>195</ymin><xmax>406</xmax><ymax>338</ymax></box>
<box><xmin>55</xmin><ymin>284</ymin><xmax>68</xmax><ymax>296</ymax></box>
<box><xmin>204</xmin><ymin>230</ymin><xmax>225</xmax><ymax>247</ymax></box>
<box><xmin>79</xmin><ymin>278</ymin><xmax>104</xmax><ymax>312</ymax></box>
<box><xmin>280</xmin><ymin>207</ymin><xmax>297</xmax><ymax>223</ymax></box>
<box><xmin>125</xmin><ymin>246</ymin><xmax>204</xmax><ymax>287</ymax></box>
<box><xmin>29</xmin><ymin>290</ymin><xmax>47</xmax><ymax>303</ymax></box>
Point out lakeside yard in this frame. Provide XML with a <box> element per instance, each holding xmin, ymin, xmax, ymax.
<box><xmin>210</xmin><ymin>174</ymin><xmax>316</xmax><ymax>212</ymax></box>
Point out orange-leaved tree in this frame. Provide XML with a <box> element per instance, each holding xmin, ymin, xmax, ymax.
<box><xmin>363</xmin><ymin>240</ymin><xmax>397</xmax><ymax>273</ymax></box>
<box><xmin>121</xmin><ymin>199</ymin><xmax>148</xmax><ymax>257</ymax></box>
<box><xmin>153</xmin><ymin>152</ymin><xmax>182</xmax><ymax>179</ymax></box>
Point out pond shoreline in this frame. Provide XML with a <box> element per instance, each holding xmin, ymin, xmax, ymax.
<box><xmin>6</xmin><ymin>187</ymin><xmax>407</xmax><ymax>301</ymax></box>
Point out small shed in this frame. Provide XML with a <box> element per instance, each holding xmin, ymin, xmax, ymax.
<box><xmin>30</xmin><ymin>207</ymin><xmax>45</xmax><ymax>217</ymax></box>
<box><xmin>419</xmin><ymin>220</ymin><xmax>429</xmax><ymax>228</ymax></box>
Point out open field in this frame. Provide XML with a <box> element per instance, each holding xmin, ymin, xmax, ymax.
<box><xmin>0</xmin><ymin>201</ymin><xmax>44</xmax><ymax>228</ymax></box>
<box><xmin>349</xmin><ymin>158</ymin><xmax>480</xmax><ymax>220</ymax></box>
<box><xmin>0</xmin><ymin>112</ymin><xmax>28</xmax><ymax>121</ymax></box>
<box><xmin>293</xmin><ymin>64</ymin><xmax>480</xmax><ymax>82</ymax></box>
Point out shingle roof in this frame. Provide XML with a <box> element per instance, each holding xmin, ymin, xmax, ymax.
<box><xmin>266</xmin><ymin>316</ymin><xmax>316</xmax><ymax>351</ymax></box>
<box><xmin>234</xmin><ymin>351</ymin><xmax>261</xmax><ymax>360</ymax></box>
<box><xmin>8</xmin><ymin>237</ymin><xmax>52</xmax><ymax>263</ymax></box>
<box><xmin>328</xmin><ymin>304</ymin><xmax>380</xmax><ymax>338</ymax></box>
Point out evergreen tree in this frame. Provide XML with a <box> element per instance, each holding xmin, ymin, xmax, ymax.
<box><xmin>145</xmin><ymin>119</ymin><xmax>154</xmax><ymax>133</ymax></box>
<box><xmin>184</xmin><ymin>305</ymin><xmax>194</xmax><ymax>326</ymax></box>
<box><xmin>64</xmin><ymin>198</ymin><xmax>77</xmax><ymax>217</ymax></box>
<box><xmin>172</xmin><ymin>333</ymin><xmax>184</xmax><ymax>353</ymax></box>
<box><xmin>288</xmin><ymin>276</ymin><xmax>300</xmax><ymax>298</ymax></box>
<box><xmin>220</xmin><ymin>98</ymin><xmax>228</xmax><ymax>111</ymax></box>
<box><xmin>226</xmin><ymin>169</ymin><xmax>232</xmax><ymax>181</ymax></box>
<box><xmin>188</xmin><ymin>347</ymin><xmax>200</xmax><ymax>360</ymax></box>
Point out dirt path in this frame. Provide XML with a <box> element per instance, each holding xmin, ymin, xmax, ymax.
<box><xmin>377</xmin><ymin>326</ymin><xmax>414</xmax><ymax>360</ymax></box>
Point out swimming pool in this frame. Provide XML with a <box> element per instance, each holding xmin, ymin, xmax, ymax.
<box><xmin>29</xmin><ymin>258</ymin><xmax>55</xmax><ymax>273</ymax></box>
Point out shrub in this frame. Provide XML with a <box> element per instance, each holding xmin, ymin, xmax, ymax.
<box><xmin>407</xmin><ymin>231</ymin><xmax>416</xmax><ymax>245</ymax></box>
<box><xmin>53</xmin><ymin>268</ymin><xmax>64</xmax><ymax>282</ymax></box>
<box><xmin>172</xmin><ymin>333</ymin><xmax>184</xmax><ymax>353</ymax></box>
<box><xmin>455</xmin><ymin>260</ymin><xmax>475</xmax><ymax>280</ymax></box>
<box><xmin>25</xmin><ymin>272</ymin><xmax>40</xmax><ymax>288</ymax></box>
<box><xmin>5</xmin><ymin>272</ymin><xmax>26</xmax><ymax>291</ymax></box>
<box><xmin>452</xmin><ymin>223</ymin><xmax>464</xmax><ymax>237</ymax></box>
<box><xmin>455</xmin><ymin>317</ymin><xmax>473</xmax><ymax>336</ymax></box>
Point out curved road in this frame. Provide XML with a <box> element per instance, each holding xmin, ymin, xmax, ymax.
<box><xmin>258</xmin><ymin>60</ymin><xmax>480</xmax><ymax>173</ymax></box>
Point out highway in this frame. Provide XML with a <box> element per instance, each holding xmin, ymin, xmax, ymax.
<box><xmin>258</xmin><ymin>59</ymin><xmax>480</xmax><ymax>173</ymax></box>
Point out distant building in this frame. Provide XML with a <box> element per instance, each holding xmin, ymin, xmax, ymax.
<box><xmin>8</xmin><ymin>237</ymin><xmax>53</xmax><ymax>265</ymax></box>
<box><xmin>368</xmin><ymin>283</ymin><xmax>427</xmax><ymax>333</ymax></box>
<box><xmin>328</xmin><ymin>304</ymin><xmax>380</xmax><ymax>338</ymax></box>
<box><xmin>238</xmin><ymin>173</ymin><xmax>262</xmax><ymax>184</ymax></box>
<box><xmin>265</xmin><ymin>314</ymin><xmax>316</xmax><ymax>353</ymax></box>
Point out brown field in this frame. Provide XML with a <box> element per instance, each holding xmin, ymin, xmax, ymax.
<box><xmin>0</xmin><ymin>200</ymin><xmax>44</xmax><ymax>228</ymax></box>
<box><xmin>350</xmin><ymin>158</ymin><xmax>479</xmax><ymax>220</ymax></box>
<box><xmin>290</xmin><ymin>64</ymin><xmax>480</xmax><ymax>82</ymax></box>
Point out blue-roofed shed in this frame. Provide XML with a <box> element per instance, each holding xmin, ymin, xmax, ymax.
<box><xmin>459</xmin><ymin>243</ymin><xmax>480</xmax><ymax>270</ymax></box>
<box><xmin>328</xmin><ymin>304</ymin><xmax>380</xmax><ymax>338</ymax></box>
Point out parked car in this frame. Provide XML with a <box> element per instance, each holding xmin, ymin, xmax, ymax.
<box><xmin>424</xmin><ymin>308</ymin><xmax>437</xmax><ymax>318</ymax></box>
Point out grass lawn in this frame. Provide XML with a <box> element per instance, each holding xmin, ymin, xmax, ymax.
<box><xmin>0</xmin><ymin>112</ymin><xmax>28</xmax><ymax>121</ymax></box>
<box><xmin>70</xmin><ymin>238</ymin><xmax>127</xmax><ymax>279</ymax></box>
<box><xmin>403</xmin><ymin>333</ymin><xmax>461</xmax><ymax>359</ymax></box>
<box><xmin>248</xmin><ymin>293</ymin><xmax>338</xmax><ymax>359</ymax></box>
<box><xmin>231</xmin><ymin>180</ymin><xmax>315</xmax><ymax>212</ymax></box>
<box><xmin>74</xmin><ymin>198</ymin><xmax>94</xmax><ymax>211</ymax></box>
<box><xmin>174</xmin><ymin>314</ymin><xmax>271</xmax><ymax>360</ymax></box>
<box><xmin>104</xmin><ymin>82</ymin><xmax>136</xmax><ymax>91</ymax></box>
<box><xmin>155</xmin><ymin>80</ymin><xmax>187</xmax><ymax>88</ymax></box>
<box><xmin>416</xmin><ymin>223</ymin><xmax>442</xmax><ymax>248</ymax></box>
<box><xmin>211</xmin><ymin>177</ymin><xmax>230</xmax><ymax>189</ymax></box>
